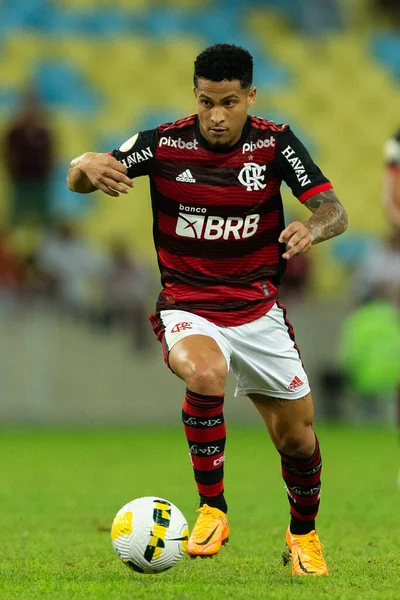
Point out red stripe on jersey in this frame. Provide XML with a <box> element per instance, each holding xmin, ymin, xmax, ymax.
<box><xmin>298</xmin><ymin>182</ymin><xmax>333</xmax><ymax>203</ymax></box>
<box><xmin>154</xmin><ymin>179</ymin><xmax>279</xmax><ymax>206</ymax></box>
<box><xmin>161</xmin><ymin>279</ymin><xmax>278</xmax><ymax>303</ymax></box>
<box><xmin>157</xmin><ymin>246</ymin><xmax>280</xmax><ymax>278</ymax></box>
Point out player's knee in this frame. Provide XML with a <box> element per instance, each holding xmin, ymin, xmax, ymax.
<box><xmin>184</xmin><ymin>360</ymin><xmax>227</xmax><ymax>395</ymax></box>
<box><xmin>276</xmin><ymin>424</ymin><xmax>315</xmax><ymax>458</ymax></box>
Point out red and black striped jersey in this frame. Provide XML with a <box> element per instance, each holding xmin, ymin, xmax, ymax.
<box><xmin>112</xmin><ymin>114</ymin><xmax>332</xmax><ymax>326</ymax></box>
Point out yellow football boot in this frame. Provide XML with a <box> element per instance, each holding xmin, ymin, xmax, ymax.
<box><xmin>187</xmin><ymin>504</ymin><xmax>229</xmax><ymax>557</ymax></box>
<box><xmin>285</xmin><ymin>528</ymin><xmax>329</xmax><ymax>576</ymax></box>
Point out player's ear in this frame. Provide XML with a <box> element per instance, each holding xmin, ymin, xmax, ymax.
<box><xmin>247</xmin><ymin>87</ymin><xmax>257</xmax><ymax>107</ymax></box>
<box><xmin>192</xmin><ymin>86</ymin><xmax>197</xmax><ymax>98</ymax></box>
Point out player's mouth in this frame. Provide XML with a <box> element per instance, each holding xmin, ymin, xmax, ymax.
<box><xmin>209</xmin><ymin>127</ymin><xmax>227</xmax><ymax>136</ymax></box>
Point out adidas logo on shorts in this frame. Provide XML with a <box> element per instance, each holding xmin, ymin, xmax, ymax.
<box><xmin>288</xmin><ymin>376</ymin><xmax>304</xmax><ymax>390</ymax></box>
<box><xmin>176</xmin><ymin>169</ymin><xmax>196</xmax><ymax>183</ymax></box>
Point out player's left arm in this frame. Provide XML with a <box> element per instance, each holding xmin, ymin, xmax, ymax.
<box><xmin>279</xmin><ymin>188</ymin><xmax>348</xmax><ymax>259</ymax></box>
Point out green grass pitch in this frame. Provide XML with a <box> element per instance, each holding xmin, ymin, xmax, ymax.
<box><xmin>1</xmin><ymin>425</ymin><xmax>398</xmax><ymax>599</ymax></box>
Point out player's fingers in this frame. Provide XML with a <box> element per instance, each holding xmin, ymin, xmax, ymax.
<box><xmin>282</xmin><ymin>238</ymin><xmax>311</xmax><ymax>259</ymax></box>
<box><xmin>109</xmin><ymin>161</ymin><xmax>134</xmax><ymax>186</ymax></box>
<box><xmin>109</xmin><ymin>158</ymin><xmax>128</xmax><ymax>174</ymax></box>
<box><xmin>286</xmin><ymin>231</ymin><xmax>308</xmax><ymax>248</ymax></box>
<box><xmin>110</xmin><ymin>170</ymin><xmax>135</xmax><ymax>188</ymax></box>
<box><xmin>95</xmin><ymin>181</ymin><xmax>120</xmax><ymax>197</ymax></box>
<box><xmin>102</xmin><ymin>177</ymin><xmax>130</xmax><ymax>194</ymax></box>
<box><xmin>278</xmin><ymin>223</ymin><xmax>300</xmax><ymax>243</ymax></box>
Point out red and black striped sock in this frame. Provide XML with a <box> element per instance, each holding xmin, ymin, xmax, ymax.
<box><xmin>182</xmin><ymin>388</ymin><xmax>227</xmax><ymax>514</ymax></box>
<box><xmin>279</xmin><ymin>435</ymin><xmax>322</xmax><ymax>535</ymax></box>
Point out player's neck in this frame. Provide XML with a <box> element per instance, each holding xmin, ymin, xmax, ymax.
<box><xmin>196</xmin><ymin>116</ymin><xmax>251</xmax><ymax>154</ymax></box>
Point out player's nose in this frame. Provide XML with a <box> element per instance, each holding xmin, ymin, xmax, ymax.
<box><xmin>210</xmin><ymin>107</ymin><xmax>224</xmax><ymax>124</ymax></box>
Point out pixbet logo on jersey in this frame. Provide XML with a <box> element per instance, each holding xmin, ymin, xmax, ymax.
<box><xmin>176</xmin><ymin>205</ymin><xmax>260</xmax><ymax>240</ymax></box>
<box><xmin>242</xmin><ymin>136</ymin><xmax>276</xmax><ymax>153</ymax></box>
<box><xmin>159</xmin><ymin>136</ymin><xmax>199</xmax><ymax>150</ymax></box>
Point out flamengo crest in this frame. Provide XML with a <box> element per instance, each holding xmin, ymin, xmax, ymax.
<box><xmin>238</xmin><ymin>162</ymin><xmax>266</xmax><ymax>191</ymax></box>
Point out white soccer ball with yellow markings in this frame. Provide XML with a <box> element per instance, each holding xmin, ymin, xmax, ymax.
<box><xmin>111</xmin><ymin>496</ymin><xmax>189</xmax><ymax>574</ymax></box>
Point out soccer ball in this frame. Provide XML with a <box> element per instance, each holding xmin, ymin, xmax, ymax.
<box><xmin>111</xmin><ymin>496</ymin><xmax>189</xmax><ymax>574</ymax></box>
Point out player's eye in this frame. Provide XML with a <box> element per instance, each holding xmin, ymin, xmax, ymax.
<box><xmin>201</xmin><ymin>100</ymin><xmax>212</xmax><ymax>107</ymax></box>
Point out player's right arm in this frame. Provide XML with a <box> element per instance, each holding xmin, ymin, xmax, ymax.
<box><xmin>67</xmin><ymin>152</ymin><xmax>134</xmax><ymax>197</ymax></box>
<box><xmin>67</xmin><ymin>128</ymin><xmax>158</xmax><ymax>197</ymax></box>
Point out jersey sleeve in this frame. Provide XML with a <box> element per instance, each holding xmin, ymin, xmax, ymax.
<box><xmin>273</xmin><ymin>126</ymin><xmax>333</xmax><ymax>203</ymax></box>
<box><xmin>384</xmin><ymin>130</ymin><xmax>400</xmax><ymax>167</ymax></box>
<box><xmin>111</xmin><ymin>128</ymin><xmax>158</xmax><ymax>178</ymax></box>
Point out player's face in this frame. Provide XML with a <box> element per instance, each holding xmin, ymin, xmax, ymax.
<box><xmin>194</xmin><ymin>78</ymin><xmax>256</xmax><ymax>148</ymax></box>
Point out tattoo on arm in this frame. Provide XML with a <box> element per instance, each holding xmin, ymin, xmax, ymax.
<box><xmin>303</xmin><ymin>189</ymin><xmax>348</xmax><ymax>244</ymax></box>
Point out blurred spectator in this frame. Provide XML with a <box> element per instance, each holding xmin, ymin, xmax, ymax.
<box><xmin>354</xmin><ymin>230</ymin><xmax>400</xmax><ymax>305</ymax></box>
<box><xmin>279</xmin><ymin>253</ymin><xmax>312</xmax><ymax>302</ymax></box>
<box><xmin>102</xmin><ymin>241</ymin><xmax>153</xmax><ymax>350</ymax></box>
<box><xmin>0</xmin><ymin>229</ymin><xmax>25</xmax><ymax>305</ymax></box>
<box><xmin>337</xmin><ymin>293</ymin><xmax>400</xmax><ymax>420</ymax></box>
<box><xmin>36</xmin><ymin>221</ymin><xmax>108</xmax><ymax>318</ymax></box>
<box><xmin>383</xmin><ymin>128</ymin><xmax>400</xmax><ymax>445</ymax></box>
<box><xmin>383</xmin><ymin>128</ymin><xmax>400</xmax><ymax>231</ymax></box>
<box><xmin>3</xmin><ymin>88</ymin><xmax>54</xmax><ymax>229</ymax></box>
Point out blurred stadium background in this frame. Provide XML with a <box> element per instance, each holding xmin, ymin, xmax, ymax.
<box><xmin>0</xmin><ymin>0</ymin><xmax>399</xmax><ymax>425</ymax></box>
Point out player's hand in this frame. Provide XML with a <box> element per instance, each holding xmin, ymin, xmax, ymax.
<box><xmin>279</xmin><ymin>221</ymin><xmax>313</xmax><ymax>259</ymax></box>
<box><xmin>78</xmin><ymin>152</ymin><xmax>134</xmax><ymax>197</ymax></box>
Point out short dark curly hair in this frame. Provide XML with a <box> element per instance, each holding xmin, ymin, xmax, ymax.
<box><xmin>194</xmin><ymin>44</ymin><xmax>253</xmax><ymax>89</ymax></box>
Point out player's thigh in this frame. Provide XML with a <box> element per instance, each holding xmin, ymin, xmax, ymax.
<box><xmin>169</xmin><ymin>334</ymin><xmax>228</xmax><ymax>384</ymax></box>
<box><xmin>249</xmin><ymin>392</ymin><xmax>315</xmax><ymax>456</ymax></box>
<box><xmin>158</xmin><ymin>310</ymin><xmax>231</xmax><ymax>393</ymax></box>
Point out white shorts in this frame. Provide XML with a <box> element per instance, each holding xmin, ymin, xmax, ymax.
<box><xmin>158</xmin><ymin>303</ymin><xmax>310</xmax><ymax>400</ymax></box>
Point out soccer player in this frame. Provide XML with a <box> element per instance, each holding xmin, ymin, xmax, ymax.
<box><xmin>67</xmin><ymin>44</ymin><xmax>348</xmax><ymax>576</ymax></box>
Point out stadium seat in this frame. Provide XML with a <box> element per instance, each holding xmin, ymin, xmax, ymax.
<box><xmin>32</xmin><ymin>60</ymin><xmax>101</xmax><ymax>112</ymax></box>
